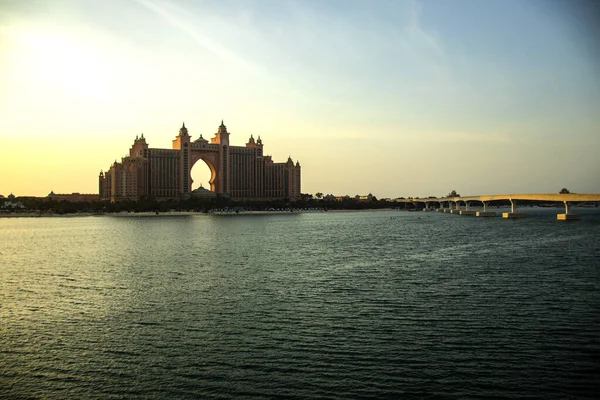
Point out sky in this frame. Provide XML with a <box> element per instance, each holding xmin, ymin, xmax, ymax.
<box><xmin>1</xmin><ymin>0</ymin><xmax>599</xmax><ymax>198</ymax></box>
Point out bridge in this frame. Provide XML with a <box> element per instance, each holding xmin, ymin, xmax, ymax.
<box><xmin>403</xmin><ymin>193</ymin><xmax>600</xmax><ymax>220</ymax></box>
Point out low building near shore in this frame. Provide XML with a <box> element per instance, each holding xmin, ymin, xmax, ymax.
<box><xmin>48</xmin><ymin>192</ymin><xmax>100</xmax><ymax>202</ymax></box>
<box><xmin>1</xmin><ymin>197</ymin><xmax>25</xmax><ymax>210</ymax></box>
<box><xmin>356</xmin><ymin>193</ymin><xmax>374</xmax><ymax>202</ymax></box>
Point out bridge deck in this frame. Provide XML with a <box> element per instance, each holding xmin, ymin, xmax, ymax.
<box><xmin>408</xmin><ymin>194</ymin><xmax>600</xmax><ymax>203</ymax></box>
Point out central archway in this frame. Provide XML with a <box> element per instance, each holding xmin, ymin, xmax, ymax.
<box><xmin>188</xmin><ymin>153</ymin><xmax>218</xmax><ymax>193</ymax></box>
<box><xmin>190</xmin><ymin>160</ymin><xmax>214</xmax><ymax>191</ymax></box>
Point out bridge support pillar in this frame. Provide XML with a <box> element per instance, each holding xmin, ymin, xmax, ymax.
<box><xmin>503</xmin><ymin>199</ymin><xmax>524</xmax><ymax>218</ymax></box>
<box><xmin>558</xmin><ymin>201</ymin><xmax>579</xmax><ymax>220</ymax></box>
<box><xmin>450</xmin><ymin>201</ymin><xmax>461</xmax><ymax>214</ymax></box>
<box><xmin>436</xmin><ymin>202</ymin><xmax>443</xmax><ymax>212</ymax></box>
<box><xmin>477</xmin><ymin>201</ymin><xmax>496</xmax><ymax>216</ymax></box>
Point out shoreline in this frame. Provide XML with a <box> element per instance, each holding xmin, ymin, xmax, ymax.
<box><xmin>0</xmin><ymin>208</ymin><xmax>401</xmax><ymax>218</ymax></box>
<box><xmin>3</xmin><ymin>206</ymin><xmax>582</xmax><ymax>219</ymax></box>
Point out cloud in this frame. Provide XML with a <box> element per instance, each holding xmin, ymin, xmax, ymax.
<box><xmin>405</xmin><ymin>0</ymin><xmax>443</xmax><ymax>56</ymax></box>
<box><xmin>133</xmin><ymin>0</ymin><xmax>259</xmax><ymax>73</ymax></box>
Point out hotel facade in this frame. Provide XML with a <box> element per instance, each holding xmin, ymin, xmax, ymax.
<box><xmin>99</xmin><ymin>121</ymin><xmax>301</xmax><ymax>202</ymax></box>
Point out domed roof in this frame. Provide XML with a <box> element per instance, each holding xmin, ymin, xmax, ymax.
<box><xmin>190</xmin><ymin>185</ymin><xmax>216</xmax><ymax>197</ymax></box>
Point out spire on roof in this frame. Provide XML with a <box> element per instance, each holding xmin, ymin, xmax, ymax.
<box><xmin>217</xmin><ymin>120</ymin><xmax>228</xmax><ymax>136</ymax></box>
<box><xmin>179</xmin><ymin>122</ymin><xmax>189</xmax><ymax>136</ymax></box>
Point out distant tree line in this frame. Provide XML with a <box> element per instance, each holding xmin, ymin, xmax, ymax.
<box><xmin>0</xmin><ymin>194</ymin><xmax>411</xmax><ymax>215</ymax></box>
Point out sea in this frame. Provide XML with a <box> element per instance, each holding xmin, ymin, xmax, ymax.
<box><xmin>1</xmin><ymin>208</ymin><xmax>599</xmax><ymax>399</ymax></box>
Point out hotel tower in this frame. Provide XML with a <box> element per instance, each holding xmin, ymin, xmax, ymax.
<box><xmin>99</xmin><ymin>121</ymin><xmax>301</xmax><ymax>202</ymax></box>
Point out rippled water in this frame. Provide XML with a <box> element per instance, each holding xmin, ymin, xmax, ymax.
<box><xmin>1</xmin><ymin>209</ymin><xmax>600</xmax><ymax>399</ymax></box>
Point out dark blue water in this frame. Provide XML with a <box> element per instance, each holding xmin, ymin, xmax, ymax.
<box><xmin>1</xmin><ymin>209</ymin><xmax>599</xmax><ymax>399</ymax></box>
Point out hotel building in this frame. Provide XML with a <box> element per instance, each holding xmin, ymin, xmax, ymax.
<box><xmin>99</xmin><ymin>121</ymin><xmax>301</xmax><ymax>202</ymax></box>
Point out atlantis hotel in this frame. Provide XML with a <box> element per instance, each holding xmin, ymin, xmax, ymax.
<box><xmin>99</xmin><ymin>121</ymin><xmax>301</xmax><ymax>202</ymax></box>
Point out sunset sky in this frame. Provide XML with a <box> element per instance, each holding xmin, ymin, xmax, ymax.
<box><xmin>1</xmin><ymin>0</ymin><xmax>599</xmax><ymax>198</ymax></box>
